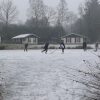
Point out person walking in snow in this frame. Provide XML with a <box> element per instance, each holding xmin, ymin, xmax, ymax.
<box><xmin>42</xmin><ymin>42</ymin><xmax>49</xmax><ymax>54</ymax></box>
<box><xmin>59</xmin><ymin>41</ymin><xmax>65</xmax><ymax>53</ymax></box>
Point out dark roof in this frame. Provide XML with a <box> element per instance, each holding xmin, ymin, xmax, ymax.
<box><xmin>62</xmin><ymin>33</ymin><xmax>87</xmax><ymax>38</ymax></box>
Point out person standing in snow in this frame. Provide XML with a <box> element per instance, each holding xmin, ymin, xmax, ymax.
<box><xmin>95</xmin><ymin>42</ymin><xmax>99</xmax><ymax>52</ymax></box>
<box><xmin>24</xmin><ymin>43</ymin><xmax>28</xmax><ymax>52</ymax></box>
<box><xmin>59</xmin><ymin>41</ymin><xmax>65</xmax><ymax>53</ymax></box>
<box><xmin>42</xmin><ymin>42</ymin><xmax>49</xmax><ymax>54</ymax></box>
<box><xmin>83</xmin><ymin>41</ymin><xmax>87</xmax><ymax>51</ymax></box>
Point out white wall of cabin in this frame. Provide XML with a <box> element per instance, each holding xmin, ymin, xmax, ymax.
<box><xmin>71</xmin><ymin>38</ymin><xmax>75</xmax><ymax>43</ymax></box>
<box><xmin>22</xmin><ymin>37</ymin><xmax>38</xmax><ymax>44</ymax></box>
<box><xmin>63</xmin><ymin>37</ymin><xmax>83</xmax><ymax>44</ymax></box>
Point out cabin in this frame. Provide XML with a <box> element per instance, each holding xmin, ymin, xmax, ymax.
<box><xmin>61</xmin><ymin>33</ymin><xmax>86</xmax><ymax>44</ymax></box>
<box><xmin>12</xmin><ymin>33</ymin><xmax>39</xmax><ymax>44</ymax></box>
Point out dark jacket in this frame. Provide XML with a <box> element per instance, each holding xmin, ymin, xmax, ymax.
<box><xmin>60</xmin><ymin>42</ymin><xmax>65</xmax><ymax>49</ymax></box>
<box><xmin>83</xmin><ymin>42</ymin><xmax>87</xmax><ymax>49</ymax></box>
<box><xmin>44</xmin><ymin>42</ymin><xmax>49</xmax><ymax>49</ymax></box>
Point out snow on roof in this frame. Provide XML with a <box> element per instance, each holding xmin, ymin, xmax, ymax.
<box><xmin>12</xmin><ymin>34</ymin><xmax>39</xmax><ymax>39</ymax></box>
<box><xmin>62</xmin><ymin>33</ymin><xmax>87</xmax><ymax>38</ymax></box>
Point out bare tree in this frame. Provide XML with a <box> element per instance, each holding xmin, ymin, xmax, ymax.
<box><xmin>0</xmin><ymin>0</ymin><xmax>18</xmax><ymax>41</ymax></box>
<box><xmin>66</xmin><ymin>11</ymin><xmax>78</xmax><ymax>33</ymax></box>
<box><xmin>56</xmin><ymin>0</ymin><xmax>69</xmax><ymax>39</ymax></box>
<box><xmin>44</xmin><ymin>6</ymin><xmax>56</xmax><ymax>25</ymax></box>
<box><xmin>0</xmin><ymin>0</ymin><xmax>17</xmax><ymax>24</ymax></box>
<box><xmin>29</xmin><ymin>0</ymin><xmax>45</xmax><ymax>26</ymax></box>
<box><xmin>78</xmin><ymin>3</ymin><xmax>85</xmax><ymax>17</ymax></box>
<box><xmin>57</xmin><ymin>0</ymin><xmax>68</xmax><ymax>26</ymax></box>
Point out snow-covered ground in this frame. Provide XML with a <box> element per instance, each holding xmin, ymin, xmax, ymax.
<box><xmin>0</xmin><ymin>49</ymin><xmax>99</xmax><ymax>100</ymax></box>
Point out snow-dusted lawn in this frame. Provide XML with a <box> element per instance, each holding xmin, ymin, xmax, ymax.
<box><xmin>0</xmin><ymin>49</ymin><xmax>99</xmax><ymax>100</ymax></box>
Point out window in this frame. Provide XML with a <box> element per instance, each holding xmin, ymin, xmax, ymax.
<box><xmin>23</xmin><ymin>38</ymin><xmax>26</xmax><ymax>41</ymax></box>
<box><xmin>33</xmin><ymin>38</ymin><xmax>36</xmax><ymax>42</ymax></box>
<box><xmin>76</xmin><ymin>38</ymin><xmax>80</xmax><ymax>43</ymax></box>
<box><xmin>28</xmin><ymin>38</ymin><xmax>31</xmax><ymax>43</ymax></box>
<box><xmin>66</xmin><ymin>37</ymin><xmax>71</xmax><ymax>43</ymax></box>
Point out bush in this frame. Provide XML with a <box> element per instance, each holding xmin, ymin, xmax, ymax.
<box><xmin>49</xmin><ymin>46</ymin><xmax>56</xmax><ymax>49</ymax></box>
<box><xmin>67</xmin><ymin>46</ymin><xmax>93</xmax><ymax>49</ymax></box>
<box><xmin>0</xmin><ymin>45</ymin><xmax>5</xmax><ymax>50</ymax></box>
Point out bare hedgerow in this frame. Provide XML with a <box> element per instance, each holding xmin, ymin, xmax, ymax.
<box><xmin>0</xmin><ymin>84</ymin><xmax>4</xmax><ymax>100</ymax></box>
<box><xmin>60</xmin><ymin>52</ymin><xmax>100</xmax><ymax>100</ymax></box>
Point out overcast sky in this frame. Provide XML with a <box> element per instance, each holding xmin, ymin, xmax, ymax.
<box><xmin>3</xmin><ymin>0</ymin><xmax>85</xmax><ymax>23</ymax></box>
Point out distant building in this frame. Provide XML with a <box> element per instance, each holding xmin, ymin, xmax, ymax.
<box><xmin>12</xmin><ymin>33</ymin><xmax>39</xmax><ymax>44</ymax></box>
<box><xmin>61</xmin><ymin>33</ymin><xmax>87</xmax><ymax>44</ymax></box>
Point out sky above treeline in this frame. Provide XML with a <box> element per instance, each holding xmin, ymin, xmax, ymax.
<box><xmin>1</xmin><ymin>0</ymin><xmax>85</xmax><ymax>23</ymax></box>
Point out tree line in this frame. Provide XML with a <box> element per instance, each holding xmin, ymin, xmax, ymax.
<box><xmin>72</xmin><ymin>0</ymin><xmax>100</xmax><ymax>42</ymax></box>
<box><xmin>0</xmin><ymin>0</ymin><xmax>100</xmax><ymax>43</ymax></box>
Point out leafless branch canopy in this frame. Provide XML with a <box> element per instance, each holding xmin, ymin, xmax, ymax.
<box><xmin>0</xmin><ymin>0</ymin><xmax>18</xmax><ymax>24</ymax></box>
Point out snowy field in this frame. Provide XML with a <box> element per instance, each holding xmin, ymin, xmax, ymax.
<box><xmin>0</xmin><ymin>49</ymin><xmax>100</xmax><ymax>100</ymax></box>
